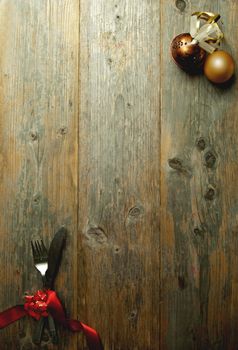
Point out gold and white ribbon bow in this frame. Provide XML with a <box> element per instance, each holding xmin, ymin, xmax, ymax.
<box><xmin>190</xmin><ymin>12</ymin><xmax>224</xmax><ymax>53</ymax></box>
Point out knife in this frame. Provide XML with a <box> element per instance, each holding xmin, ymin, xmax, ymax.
<box><xmin>33</xmin><ymin>227</ymin><xmax>67</xmax><ymax>344</ymax></box>
<box><xmin>45</xmin><ymin>227</ymin><xmax>67</xmax><ymax>289</ymax></box>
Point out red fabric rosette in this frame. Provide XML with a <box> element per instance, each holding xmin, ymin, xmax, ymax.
<box><xmin>24</xmin><ymin>290</ymin><xmax>49</xmax><ymax>320</ymax></box>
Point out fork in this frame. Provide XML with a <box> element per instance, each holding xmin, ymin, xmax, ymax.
<box><xmin>31</xmin><ymin>240</ymin><xmax>48</xmax><ymax>284</ymax></box>
<box><xmin>31</xmin><ymin>239</ymin><xmax>58</xmax><ymax>344</ymax></box>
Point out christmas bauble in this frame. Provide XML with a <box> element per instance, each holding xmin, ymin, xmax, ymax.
<box><xmin>204</xmin><ymin>50</ymin><xmax>235</xmax><ymax>83</ymax></box>
<box><xmin>171</xmin><ymin>33</ymin><xmax>206</xmax><ymax>73</ymax></box>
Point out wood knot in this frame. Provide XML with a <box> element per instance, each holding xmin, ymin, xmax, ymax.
<box><xmin>86</xmin><ymin>227</ymin><xmax>107</xmax><ymax>245</ymax></box>
<box><xmin>204</xmin><ymin>151</ymin><xmax>216</xmax><ymax>168</ymax></box>
<box><xmin>107</xmin><ymin>58</ymin><xmax>113</xmax><ymax>66</ymax></box>
<box><xmin>128</xmin><ymin>206</ymin><xmax>142</xmax><ymax>218</ymax></box>
<box><xmin>168</xmin><ymin>158</ymin><xmax>183</xmax><ymax>170</ymax></box>
<box><xmin>33</xmin><ymin>193</ymin><xmax>41</xmax><ymax>205</ymax></box>
<box><xmin>58</xmin><ymin>126</ymin><xmax>68</xmax><ymax>136</ymax></box>
<box><xmin>194</xmin><ymin>227</ymin><xmax>204</xmax><ymax>238</ymax></box>
<box><xmin>128</xmin><ymin>310</ymin><xmax>137</xmax><ymax>321</ymax></box>
<box><xmin>168</xmin><ymin>158</ymin><xmax>191</xmax><ymax>176</ymax></box>
<box><xmin>204</xmin><ymin>187</ymin><xmax>215</xmax><ymax>201</ymax></box>
<box><xmin>29</xmin><ymin>131</ymin><xmax>38</xmax><ymax>141</ymax></box>
<box><xmin>175</xmin><ymin>0</ymin><xmax>186</xmax><ymax>12</ymax></box>
<box><xmin>196</xmin><ymin>137</ymin><xmax>206</xmax><ymax>151</ymax></box>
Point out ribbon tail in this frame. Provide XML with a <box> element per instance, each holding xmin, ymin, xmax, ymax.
<box><xmin>198</xmin><ymin>41</ymin><xmax>216</xmax><ymax>54</ymax></box>
<box><xmin>0</xmin><ymin>305</ymin><xmax>27</xmax><ymax>328</ymax></box>
<box><xmin>47</xmin><ymin>291</ymin><xmax>103</xmax><ymax>350</ymax></box>
<box><xmin>82</xmin><ymin>322</ymin><xmax>103</xmax><ymax>350</ymax></box>
<box><xmin>67</xmin><ymin>319</ymin><xmax>104</xmax><ymax>350</ymax></box>
<box><xmin>190</xmin><ymin>15</ymin><xmax>200</xmax><ymax>37</ymax></box>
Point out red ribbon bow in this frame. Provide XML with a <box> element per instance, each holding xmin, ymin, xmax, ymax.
<box><xmin>24</xmin><ymin>290</ymin><xmax>49</xmax><ymax>319</ymax></box>
<box><xmin>0</xmin><ymin>289</ymin><xmax>103</xmax><ymax>350</ymax></box>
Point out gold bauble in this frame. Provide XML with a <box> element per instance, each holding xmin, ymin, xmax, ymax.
<box><xmin>171</xmin><ymin>33</ymin><xmax>206</xmax><ymax>73</ymax></box>
<box><xmin>204</xmin><ymin>50</ymin><xmax>235</xmax><ymax>84</ymax></box>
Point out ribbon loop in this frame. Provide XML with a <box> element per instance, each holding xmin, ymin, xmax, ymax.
<box><xmin>190</xmin><ymin>11</ymin><xmax>223</xmax><ymax>53</ymax></box>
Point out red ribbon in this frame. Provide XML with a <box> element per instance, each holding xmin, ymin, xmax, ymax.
<box><xmin>0</xmin><ymin>290</ymin><xmax>103</xmax><ymax>350</ymax></box>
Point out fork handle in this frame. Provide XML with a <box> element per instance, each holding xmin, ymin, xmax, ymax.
<box><xmin>32</xmin><ymin>317</ymin><xmax>45</xmax><ymax>345</ymax></box>
<box><xmin>42</xmin><ymin>277</ymin><xmax>58</xmax><ymax>344</ymax></box>
<box><xmin>48</xmin><ymin>314</ymin><xmax>58</xmax><ymax>343</ymax></box>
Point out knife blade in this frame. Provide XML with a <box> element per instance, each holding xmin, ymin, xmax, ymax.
<box><xmin>45</xmin><ymin>227</ymin><xmax>67</xmax><ymax>289</ymax></box>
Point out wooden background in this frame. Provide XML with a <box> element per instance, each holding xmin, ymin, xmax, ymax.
<box><xmin>0</xmin><ymin>0</ymin><xmax>237</xmax><ymax>349</ymax></box>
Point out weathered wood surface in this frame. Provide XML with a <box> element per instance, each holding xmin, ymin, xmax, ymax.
<box><xmin>0</xmin><ymin>0</ymin><xmax>238</xmax><ymax>349</ymax></box>
<box><xmin>0</xmin><ymin>1</ymin><xmax>79</xmax><ymax>349</ymax></box>
<box><xmin>160</xmin><ymin>1</ymin><xmax>238</xmax><ymax>349</ymax></box>
<box><xmin>78</xmin><ymin>1</ymin><xmax>160</xmax><ymax>349</ymax></box>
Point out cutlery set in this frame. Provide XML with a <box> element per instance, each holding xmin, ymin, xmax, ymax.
<box><xmin>31</xmin><ymin>227</ymin><xmax>66</xmax><ymax>345</ymax></box>
<box><xmin>0</xmin><ymin>226</ymin><xmax>103</xmax><ymax>349</ymax></box>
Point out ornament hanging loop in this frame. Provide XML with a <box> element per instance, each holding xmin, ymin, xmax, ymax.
<box><xmin>190</xmin><ymin>12</ymin><xmax>223</xmax><ymax>54</ymax></box>
<box><xmin>192</xmin><ymin>12</ymin><xmax>220</xmax><ymax>24</ymax></box>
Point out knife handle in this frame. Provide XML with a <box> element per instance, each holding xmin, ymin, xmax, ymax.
<box><xmin>48</xmin><ymin>314</ymin><xmax>58</xmax><ymax>344</ymax></box>
<box><xmin>32</xmin><ymin>317</ymin><xmax>45</xmax><ymax>345</ymax></box>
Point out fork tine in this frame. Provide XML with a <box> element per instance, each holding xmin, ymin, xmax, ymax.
<box><xmin>38</xmin><ymin>240</ymin><xmax>48</xmax><ymax>258</ymax></box>
<box><xmin>36</xmin><ymin>240</ymin><xmax>42</xmax><ymax>256</ymax></box>
<box><xmin>31</xmin><ymin>241</ymin><xmax>38</xmax><ymax>259</ymax></box>
<box><xmin>40</xmin><ymin>240</ymin><xmax>48</xmax><ymax>256</ymax></box>
<box><xmin>35</xmin><ymin>241</ymin><xmax>40</xmax><ymax>257</ymax></box>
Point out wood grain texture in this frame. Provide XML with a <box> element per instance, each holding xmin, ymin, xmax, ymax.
<box><xmin>1</xmin><ymin>0</ymin><xmax>238</xmax><ymax>349</ymax></box>
<box><xmin>78</xmin><ymin>1</ymin><xmax>160</xmax><ymax>349</ymax></box>
<box><xmin>0</xmin><ymin>1</ymin><xmax>79</xmax><ymax>349</ymax></box>
<box><xmin>160</xmin><ymin>1</ymin><xmax>238</xmax><ymax>349</ymax></box>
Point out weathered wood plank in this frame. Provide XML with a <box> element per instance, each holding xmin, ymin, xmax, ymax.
<box><xmin>78</xmin><ymin>0</ymin><xmax>161</xmax><ymax>349</ymax></box>
<box><xmin>0</xmin><ymin>1</ymin><xmax>79</xmax><ymax>348</ymax></box>
<box><xmin>1</xmin><ymin>0</ymin><xmax>238</xmax><ymax>349</ymax></box>
<box><xmin>160</xmin><ymin>1</ymin><xmax>238</xmax><ymax>349</ymax></box>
